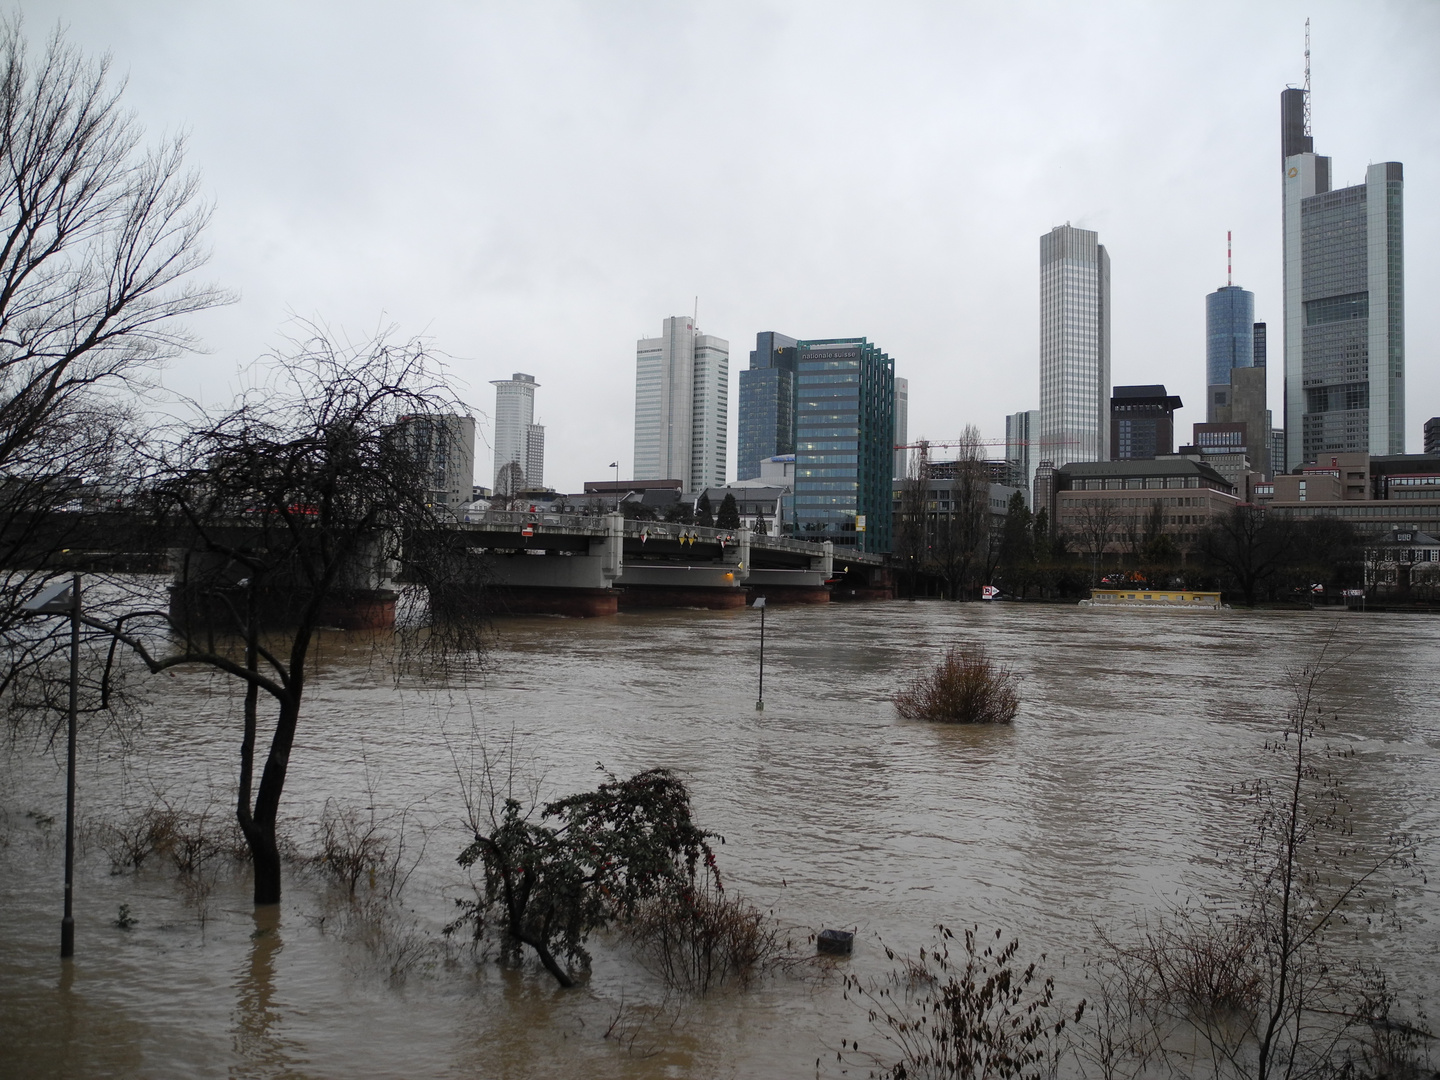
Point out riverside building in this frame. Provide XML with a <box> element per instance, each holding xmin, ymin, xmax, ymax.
<box><xmin>1281</xmin><ymin>85</ymin><xmax>1405</xmax><ymax>465</ymax></box>
<box><xmin>633</xmin><ymin>316</ymin><xmax>729</xmax><ymax>492</ymax></box>
<box><xmin>793</xmin><ymin>337</ymin><xmax>895</xmax><ymax>553</ymax></box>
<box><xmin>1039</xmin><ymin>224</ymin><xmax>1111</xmax><ymax>467</ymax></box>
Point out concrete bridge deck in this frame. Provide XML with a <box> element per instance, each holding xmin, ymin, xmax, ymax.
<box><xmin>453</xmin><ymin>510</ymin><xmax>890</xmax><ymax>616</ymax></box>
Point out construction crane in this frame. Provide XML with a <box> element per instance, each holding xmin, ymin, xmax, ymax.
<box><xmin>892</xmin><ymin>437</ymin><xmax>1077</xmax><ymax>451</ymax></box>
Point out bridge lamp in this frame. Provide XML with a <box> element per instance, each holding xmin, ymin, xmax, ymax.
<box><xmin>22</xmin><ymin>576</ymin><xmax>83</xmax><ymax>960</ymax></box>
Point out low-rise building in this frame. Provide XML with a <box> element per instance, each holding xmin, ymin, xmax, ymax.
<box><xmin>1364</xmin><ymin>529</ymin><xmax>1440</xmax><ymax>596</ymax></box>
<box><xmin>1254</xmin><ymin>452</ymin><xmax>1440</xmax><ymax>539</ymax></box>
<box><xmin>1044</xmin><ymin>458</ymin><xmax>1239</xmax><ymax>555</ymax></box>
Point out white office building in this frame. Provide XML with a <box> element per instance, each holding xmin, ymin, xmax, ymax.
<box><xmin>1038</xmin><ymin>224</ymin><xmax>1111</xmax><ymax>467</ymax></box>
<box><xmin>633</xmin><ymin>316</ymin><xmax>729</xmax><ymax>491</ymax></box>
<box><xmin>893</xmin><ymin>376</ymin><xmax>909</xmax><ymax>480</ymax></box>
<box><xmin>491</xmin><ymin>373</ymin><xmax>544</xmax><ymax>490</ymax></box>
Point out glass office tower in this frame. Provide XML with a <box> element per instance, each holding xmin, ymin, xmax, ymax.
<box><xmin>793</xmin><ymin>337</ymin><xmax>895</xmax><ymax>553</ymax></box>
<box><xmin>1205</xmin><ymin>285</ymin><xmax>1256</xmax><ymax>423</ymax></box>
<box><xmin>736</xmin><ymin>331</ymin><xmax>798</xmax><ymax>480</ymax></box>
<box><xmin>1282</xmin><ymin>86</ymin><xmax>1405</xmax><ymax>463</ymax></box>
<box><xmin>1039</xmin><ymin>224</ymin><xmax>1111</xmax><ymax>467</ymax></box>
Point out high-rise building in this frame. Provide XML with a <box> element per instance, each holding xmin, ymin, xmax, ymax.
<box><xmin>1206</xmin><ymin>285</ymin><xmax>1256</xmax><ymax>423</ymax></box>
<box><xmin>894</xmin><ymin>376</ymin><xmax>909</xmax><ymax>480</ymax></box>
<box><xmin>1425</xmin><ymin>418</ymin><xmax>1440</xmax><ymax>456</ymax></box>
<box><xmin>1282</xmin><ymin>86</ymin><xmax>1404</xmax><ymax>465</ymax></box>
<box><xmin>491</xmin><ymin>373</ymin><xmax>540</xmax><ymax>490</ymax></box>
<box><xmin>396</xmin><ymin>413</ymin><xmax>475</xmax><ymax>512</ymax></box>
<box><xmin>737</xmin><ymin>331</ymin><xmax>798</xmax><ymax>480</ymax></box>
<box><xmin>1253</xmin><ymin>322</ymin><xmax>1268</xmax><ymax>367</ymax></box>
<box><xmin>524</xmin><ymin>423</ymin><xmax>545</xmax><ymax>489</ymax></box>
<box><xmin>1039</xmin><ymin>224</ymin><xmax>1111</xmax><ymax>467</ymax></box>
<box><xmin>1110</xmin><ymin>386</ymin><xmax>1182</xmax><ymax>461</ymax></box>
<box><xmin>1207</xmin><ymin>366</ymin><xmax>1270</xmax><ymax>477</ymax></box>
<box><xmin>1271</xmin><ymin>424</ymin><xmax>1288</xmax><ymax>477</ymax></box>
<box><xmin>793</xmin><ymin>337</ymin><xmax>895</xmax><ymax>553</ymax></box>
<box><xmin>1005</xmin><ymin>408</ymin><xmax>1039</xmax><ymax>504</ymax></box>
<box><xmin>633</xmin><ymin>316</ymin><xmax>729</xmax><ymax>491</ymax></box>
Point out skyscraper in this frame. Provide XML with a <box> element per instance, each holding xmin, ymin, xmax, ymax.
<box><xmin>1282</xmin><ymin>86</ymin><xmax>1405</xmax><ymax>465</ymax></box>
<box><xmin>1005</xmin><ymin>408</ymin><xmax>1039</xmax><ymax>503</ymax></box>
<box><xmin>523</xmin><ymin>423</ymin><xmax>545</xmax><ymax>490</ymax></box>
<box><xmin>491</xmin><ymin>373</ymin><xmax>542</xmax><ymax>491</ymax></box>
<box><xmin>1110</xmin><ymin>386</ymin><xmax>1182</xmax><ymax>461</ymax></box>
<box><xmin>1206</xmin><ymin>285</ymin><xmax>1255</xmax><ymax>423</ymax></box>
<box><xmin>633</xmin><ymin>316</ymin><xmax>729</xmax><ymax>491</ymax></box>
<box><xmin>737</xmin><ymin>331</ymin><xmax>798</xmax><ymax>480</ymax></box>
<box><xmin>893</xmin><ymin>376</ymin><xmax>909</xmax><ymax>480</ymax></box>
<box><xmin>793</xmin><ymin>337</ymin><xmax>894</xmax><ymax>553</ymax></box>
<box><xmin>1039</xmin><ymin>224</ymin><xmax>1111</xmax><ymax>467</ymax></box>
<box><xmin>395</xmin><ymin>414</ymin><xmax>475</xmax><ymax>511</ymax></box>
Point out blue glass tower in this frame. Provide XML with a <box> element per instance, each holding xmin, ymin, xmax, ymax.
<box><xmin>793</xmin><ymin>337</ymin><xmax>894</xmax><ymax>553</ymax></box>
<box><xmin>737</xmin><ymin>331</ymin><xmax>798</xmax><ymax>480</ymax></box>
<box><xmin>1206</xmin><ymin>285</ymin><xmax>1256</xmax><ymax>389</ymax></box>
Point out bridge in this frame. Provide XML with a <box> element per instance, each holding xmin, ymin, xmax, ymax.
<box><xmin>3</xmin><ymin>507</ymin><xmax>894</xmax><ymax>624</ymax></box>
<box><xmin>450</xmin><ymin>510</ymin><xmax>893</xmax><ymax>616</ymax></box>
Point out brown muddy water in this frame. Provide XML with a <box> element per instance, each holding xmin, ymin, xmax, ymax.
<box><xmin>2</xmin><ymin>600</ymin><xmax>1438</xmax><ymax>1078</ymax></box>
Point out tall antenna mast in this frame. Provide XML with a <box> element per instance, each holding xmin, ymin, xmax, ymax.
<box><xmin>1227</xmin><ymin>230</ymin><xmax>1233</xmax><ymax>286</ymax></box>
<box><xmin>1303</xmin><ymin>17</ymin><xmax>1312</xmax><ymax>136</ymax></box>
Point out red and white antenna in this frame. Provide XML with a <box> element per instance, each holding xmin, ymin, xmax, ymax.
<box><xmin>1303</xmin><ymin>18</ymin><xmax>1312</xmax><ymax>137</ymax></box>
<box><xmin>1227</xmin><ymin>230</ymin><xmax>1232</xmax><ymax>286</ymax></box>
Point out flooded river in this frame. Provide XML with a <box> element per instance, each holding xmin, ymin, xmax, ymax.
<box><xmin>2</xmin><ymin>600</ymin><xmax>1439</xmax><ymax>1078</ymax></box>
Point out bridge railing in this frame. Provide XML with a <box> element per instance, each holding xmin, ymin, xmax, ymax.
<box><xmin>456</xmin><ymin>509</ymin><xmax>860</xmax><ymax>558</ymax></box>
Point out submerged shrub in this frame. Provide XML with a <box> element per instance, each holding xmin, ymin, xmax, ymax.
<box><xmin>624</xmin><ymin>876</ymin><xmax>792</xmax><ymax>993</ymax></box>
<box><xmin>894</xmin><ymin>646</ymin><xmax>1020</xmax><ymax>724</ymax></box>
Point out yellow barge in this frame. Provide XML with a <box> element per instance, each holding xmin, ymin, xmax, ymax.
<box><xmin>1080</xmin><ymin>588</ymin><xmax>1223</xmax><ymax>610</ymax></box>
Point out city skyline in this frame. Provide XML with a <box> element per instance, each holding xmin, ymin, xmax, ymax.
<box><xmin>24</xmin><ymin>3</ymin><xmax>1437</xmax><ymax>492</ymax></box>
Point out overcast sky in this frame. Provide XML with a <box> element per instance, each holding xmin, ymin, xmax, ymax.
<box><xmin>23</xmin><ymin>1</ymin><xmax>1440</xmax><ymax>491</ymax></box>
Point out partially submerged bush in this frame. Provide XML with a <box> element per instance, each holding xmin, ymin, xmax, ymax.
<box><xmin>894</xmin><ymin>646</ymin><xmax>1020</xmax><ymax>724</ymax></box>
<box><xmin>842</xmin><ymin>925</ymin><xmax>1083</xmax><ymax>1079</ymax></box>
<box><xmin>624</xmin><ymin>876</ymin><xmax>793</xmax><ymax>993</ymax></box>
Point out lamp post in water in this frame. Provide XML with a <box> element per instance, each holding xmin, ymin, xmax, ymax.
<box><xmin>22</xmin><ymin>575</ymin><xmax>82</xmax><ymax>959</ymax></box>
<box><xmin>753</xmin><ymin>595</ymin><xmax>766</xmax><ymax>711</ymax></box>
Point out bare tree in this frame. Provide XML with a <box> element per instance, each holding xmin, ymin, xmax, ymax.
<box><xmin>1071</xmin><ymin>499</ymin><xmax>1118</xmax><ymax>586</ymax></box>
<box><xmin>930</xmin><ymin>426</ymin><xmax>989</xmax><ymax>600</ymax></box>
<box><xmin>1200</xmin><ymin>505</ymin><xmax>1296</xmax><ymax>606</ymax></box>
<box><xmin>893</xmin><ymin>439</ymin><xmax>930</xmax><ymax>596</ymax></box>
<box><xmin>0</xmin><ymin>18</ymin><xmax>228</xmax><ymax>724</ymax></box>
<box><xmin>88</xmin><ymin>329</ymin><xmax>484</xmax><ymax>907</ymax></box>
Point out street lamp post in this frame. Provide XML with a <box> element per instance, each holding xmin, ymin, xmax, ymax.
<box><xmin>22</xmin><ymin>575</ymin><xmax>82</xmax><ymax>960</ymax></box>
<box><xmin>754</xmin><ymin>596</ymin><xmax>766</xmax><ymax>711</ymax></box>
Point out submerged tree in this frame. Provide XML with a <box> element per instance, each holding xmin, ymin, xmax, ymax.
<box><xmin>91</xmin><ymin>329</ymin><xmax>484</xmax><ymax>906</ymax></box>
<box><xmin>449</xmin><ymin>766</ymin><xmax>720</xmax><ymax>987</ymax></box>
